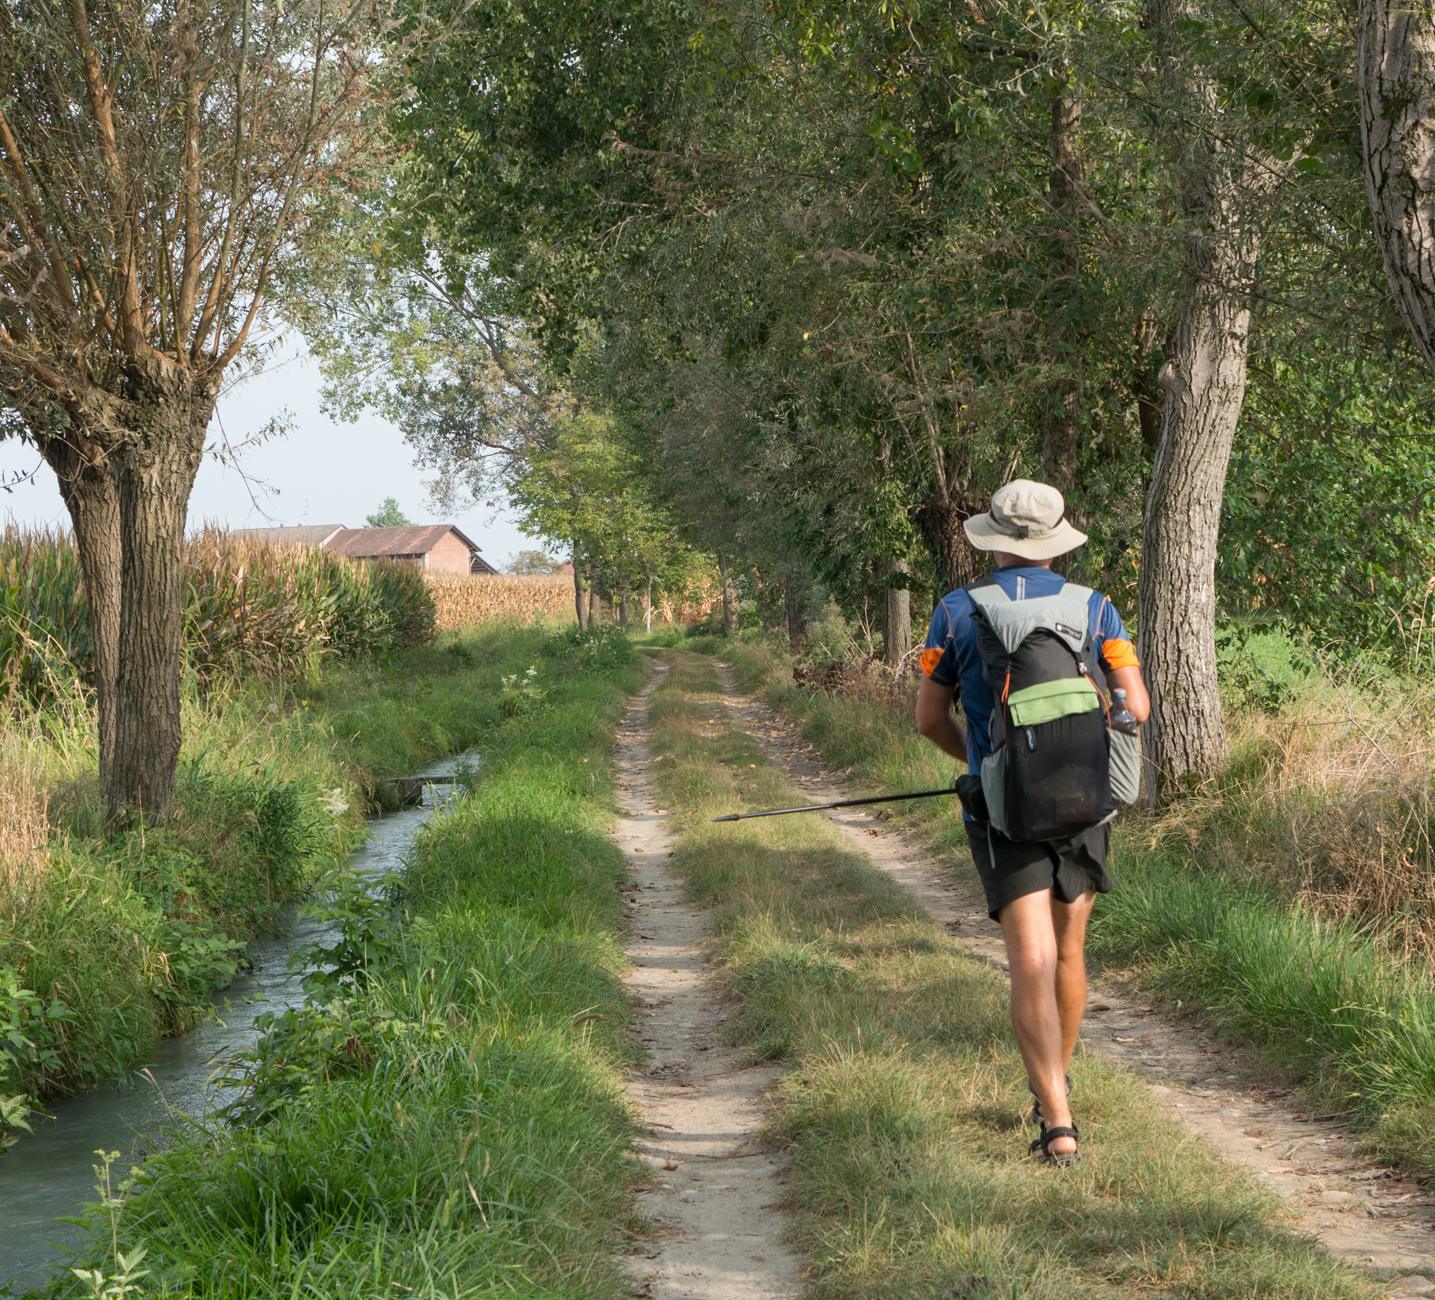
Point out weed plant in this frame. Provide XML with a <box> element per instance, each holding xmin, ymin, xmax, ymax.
<box><xmin>711</xmin><ymin>633</ymin><xmax>1435</xmax><ymax>1172</ymax></box>
<box><xmin>44</xmin><ymin>624</ymin><xmax>645</xmax><ymax>1298</ymax></box>
<box><xmin>641</xmin><ymin>651</ymin><xmax>1377</xmax><ymax>1300</ymax></box>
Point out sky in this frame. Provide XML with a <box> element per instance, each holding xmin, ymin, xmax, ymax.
<box><xmin>0</xmin><ymin>339</ymin><xmax>537</xmax><ymax>571</ymax></box>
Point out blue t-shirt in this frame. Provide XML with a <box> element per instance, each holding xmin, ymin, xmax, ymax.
<box><xmin>923</xmin><ymin>565</ymin><xmax>1131</xmax><ymax>772</ymax></box>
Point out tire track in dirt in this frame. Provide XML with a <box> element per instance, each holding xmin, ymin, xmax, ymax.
<box><xmin>713</xmin><ymin>663</ymin><xmax>1435</xmax><ymax>1285</ymax></box>
<box><xmin>612</xmin><ymin>663</ymin><xmax>801</xmax><ymax>1300</ymax></box>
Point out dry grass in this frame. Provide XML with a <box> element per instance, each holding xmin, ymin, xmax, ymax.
<box><xmin>1149</xmin><ymin>671</ymin><xmax>1435</xmax><ymax>951</ymax></box>
<box><xmin>0</xmin><ymin>743</ymin><xmax>47</xmax><ymax>889</ymax></box>
<box><xmin>425</xmin><ymin>573</ymin><xmax>576</xmax><ymax>629</ymax></box>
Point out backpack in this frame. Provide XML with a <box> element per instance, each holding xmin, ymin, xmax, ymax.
<box><xmin>955</xmin><ymin>577</ymin><xmax>1139</xmax><ymax>842</ymax></box>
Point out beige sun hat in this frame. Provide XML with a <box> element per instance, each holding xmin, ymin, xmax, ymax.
<box><xmin>962</xmin><ymin>479</ymin><xmax>1088</xmax><ymax>561</ymax></box>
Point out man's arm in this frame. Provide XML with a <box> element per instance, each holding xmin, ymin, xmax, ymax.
<box><xmin>916</xmin><ymin>676</ymin><xmax>969</xmax><ymax>764</ymax></box>
<box><xmin>1107</xmin><ymin>664</ymin><xmax>1150</xmax><ymax>722</ymax></box>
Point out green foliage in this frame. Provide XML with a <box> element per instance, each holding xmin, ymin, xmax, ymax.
<box><xmin>48</xmin><ymin>627</ymin><xmax>646</xmax><ymax>1297</ymax></box>
<box><xmin>0</xmin><ymin>529</ymin><xmax>90</xmax><ymax>713</ymax></box>
<box><xmin>506</xmin><ymin>548</ymin><xmax>564</xmax><ymax>574</ymax></box>
<box><xmin>364</xmin><ymin>498</ymin><xmax>411</xmax><ymax>527</ymax></box>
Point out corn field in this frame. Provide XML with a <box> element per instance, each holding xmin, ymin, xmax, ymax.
<box><xmin>0</xmin><ymin>527</ymin><xmax>436</xmax><ymax>708</ymax></box>
<box><xmin>426</xmin><ymin>573</ymin><xmax>576</xmax><ymax>630</ymax></box>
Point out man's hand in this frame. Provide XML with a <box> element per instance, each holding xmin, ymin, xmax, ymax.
<box><xmin>916</xmin><ymin>676</ymin><xmax>969</xmax><ymax>763</ymax></box>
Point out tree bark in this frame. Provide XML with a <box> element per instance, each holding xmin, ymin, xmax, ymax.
<box><xmin>883</xmin><ymin>559</ymin><xmax>911</xmax><ymax>667</ymax></box>
<box><xmin>716</xmin><ymin>552</ymin><xmax>738</xmax><ymax>634</ymax></box>
<box><xmin>572</xmin><ymin>541</ymin><xmax>588</xmax><ymax>631</ymax></box>
<box><xmin>618</xmin><ymin>590</ymin><xmax>629</xmax><ymax>626</ymax></box>
<box><xmin>916</xmin><ymin>495</ymin><xmax>984</xmax><ymax>594</ymax></box>
<box><xmin>1041</xmin><ymin>84</ymin><xmax>1084</xmax><ymax>493</ymax></box>
<box><xmin>1359</xmin><ymin>0</ymin><xmax>1435</xmax><ymax>377</ymax></box>
<box><xmin>783</xmin><ymin>574</ymin><xmax>809</xmax><ymax>652</ymax></box>
<box><xmin>42</xmin><ymin>427</ymin><xmax>122</xmax><ymax>787</ymax></box>
<box><xmin>1138</xmin><ymin>164</ymin><xmax>1274</xmax><ymax>793</ymax></box>
<box><xmin>107</xmin><ymin>372</ymin><xmax>213</xmax><ymax>826</ymax></box>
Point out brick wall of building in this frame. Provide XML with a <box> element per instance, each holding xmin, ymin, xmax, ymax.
<box><xmin>422</xmin><ymin>531</ymin><xmax>475</xmax><ymax>575</ymax></box>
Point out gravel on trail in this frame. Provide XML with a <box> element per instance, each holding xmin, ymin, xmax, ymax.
<box><xmin>611</xmin><ymin>663</ymin><xmax>801</xmax><ymax>1300</ymax></box>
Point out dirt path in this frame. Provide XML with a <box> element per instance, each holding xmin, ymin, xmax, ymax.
<box><xmin>612</xmin><ymin>664</ymin><xmax>801</xmax><ymax>1300</ymax></box>
<box><xmin>713</xmin><ymin>664</ymin><xmax>1435</xmax><ymax>1287</ymax></box>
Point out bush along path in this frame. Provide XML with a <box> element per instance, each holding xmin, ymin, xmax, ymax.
<box><xmin>611</xmin><ymin>661</ymin><xmax>801</xmax><ymax>1300</ymax></box>
<box><xmin>643</xmin><ymin>650</ymin><xmax>1389</xmax><ymax>1300</ymax></box>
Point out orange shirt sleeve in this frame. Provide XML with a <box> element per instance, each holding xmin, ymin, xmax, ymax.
<box><xmin>919</xmin><ymin>647</ymin><xmax>944</xmax><ymax>677</ymax></box>
<box><xmin>1102</xmin><ymin>637</ymin><xmax>1140</xmax><ymax>671</ymax></box>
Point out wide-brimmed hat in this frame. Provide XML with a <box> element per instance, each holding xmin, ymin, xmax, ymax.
<box><xmin>962</xmin><ymin>480</ymin><xmax>1087</xmax><ymax>560</ymax></box>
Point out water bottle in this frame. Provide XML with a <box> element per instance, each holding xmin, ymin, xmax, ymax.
<box><xmin>1110</xmin><ymin>688</ymin><xmax>1140</xmax><ymax>736</ymax></box>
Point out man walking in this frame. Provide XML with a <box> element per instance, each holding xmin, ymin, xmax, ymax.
<box><xmin>915</xmin><ymin>480</ymin><xmax>1149</xmax><ymax>1165</ymax></box>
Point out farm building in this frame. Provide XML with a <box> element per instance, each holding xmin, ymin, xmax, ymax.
<box><xmin>324</xmin><ymin>525</ymin><xmax>499</xmax><ymax>575</ymax></box>
<box><xmin>232</xmin><ymin>523</ymin><xmax>500</xmax><ymax>574</ymax></box>
<box><xmin>233</xmin><ymin>524</ymin><xmax>348</xmax><ymax>547</ymax></box>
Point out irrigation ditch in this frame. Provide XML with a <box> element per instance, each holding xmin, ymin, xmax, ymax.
<box><xmin>0</xmin><ymin>761</ymin><xmax>467</xmax><ymax>1290</ymax></box>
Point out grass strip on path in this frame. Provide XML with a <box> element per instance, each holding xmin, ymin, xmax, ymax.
<box><xmin>702</xmin><ymin>635</ymin><xmax>1435</xmax><ymax>1173</ymax></box>
<box><xmin>645</xmin><ymin>649</ymin><xmax>1378</xmax><ymax>1300</ymax></box>
<box><xmin>45</xmin><ymin>625</ymin><xmax>647</xmax><ymax>1300</ymax></box>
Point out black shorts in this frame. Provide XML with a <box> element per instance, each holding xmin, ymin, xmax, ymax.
<box><xmin>963</xmin><ymin>820</ymin><xmax>1113</xmax><ymax>921</ymax></box>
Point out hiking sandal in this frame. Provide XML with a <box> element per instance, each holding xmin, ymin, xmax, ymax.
<box><xmin>1028</xmin><ymin>1074</ymin><xmax>1071</xmax><ymax>1126</ymax></box>
<box><xmin>1030</xmin><ymin>1123</ymin><xmax>1080</xmax><ymax>1167</ymax></box>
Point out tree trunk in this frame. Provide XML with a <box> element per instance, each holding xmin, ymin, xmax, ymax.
<box><xmin>916</xmin><ymin>496</ymin><xmax>983</xmax><ymax>594</ymax></box>
<box><xmin>716</xmin><ymin>552</ymin><xmax>738</xmax><ymax>634</ymax></box>
<box><xmin>573</xmin><ymin>542</ymin><xmax>588</xmax><ymax>631</ymax></box>
<box><xmin>43</xmin><ymin>428</ymin><xmax>122</xmax><ymax>787</ymax></box>
<box><xmin>107</xmin><ymin>379</ymin><xmax>212</xmax><ymax>826</ymax></box>
<box><xmin>1041</xmin><ymin>84</ymin><xmax>1084</xmax><ymax>494</ymax></box>
<box><xmin>883</xmin><ymin>559</ymin><xmax>911</xmax><ymax>667</ymax></box>
<box><xmin>1137</xmin><ymin>177</ymin><xmax>1265</xmax><ymax>793</ymax></box>
<box><xmin>645</xmin><ymin>575</ymin><xmax>653</xmax><ymax>633</ymax></box>
<box><xmin>618</xmin><ymin>590</ymin><xmax>629</xmax><ymax>626</ymax></box>
<box><xmin>1359</xmin><ymin>0</ymin><xmax>1435</xmax><ymax>377</ymax></box>
<box><xmin>783</xmin><ymin>575</ymin><xmax>808</xmax><ymax>652</ymax></box>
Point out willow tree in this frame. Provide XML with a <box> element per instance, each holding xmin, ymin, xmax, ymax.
<box><xmin>0</xmin><ymin>0</ymin><xmax>374</xmax><ymax>822</ymax></box>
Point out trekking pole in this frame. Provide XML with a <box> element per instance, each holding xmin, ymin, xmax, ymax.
<box><xmin>712</xmin><ymin>786</ymin><xmax>960</xmax><ymax>823</ymax></box>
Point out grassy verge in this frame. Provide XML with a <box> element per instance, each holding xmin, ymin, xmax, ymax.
<box><xmin>691</xmin><ymin>632</ymin><xmax>1435</xmax><ymax>1172</ymax></box>
<box><xmin>642</xmin><ymin>650</ymin><xmax>1376</xmax><ymax>1299</ymax></box>
<box><xmin>44</xmin><ymin>623</ymin><xmax>646</xmax><ymax>1298</ymax></box>
<box><xmin>0</xmin><ymin>624</ymin><xmax>573</xmax><ymax>1109</ymax></box>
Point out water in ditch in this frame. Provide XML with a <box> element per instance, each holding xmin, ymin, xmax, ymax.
<box><xmin>0</xmin><ymin>762</ymin><xmax>466</xmax><ymax>1291</ymax></box>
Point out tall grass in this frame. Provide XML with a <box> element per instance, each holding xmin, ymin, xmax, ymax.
<box><xmin>0</xmin><ymin>526</ymin><xmax>435</xmax><ymax>709</ymax></box>
<box><xmin>45</xmin><ymin>625</ymin><xmax>646</xmax><ymax>1299</ymax></box>
<box><xmin>707</xmin><ymin>632</ymin><xmax>1435</xmax><ymax>1171</ymax></box>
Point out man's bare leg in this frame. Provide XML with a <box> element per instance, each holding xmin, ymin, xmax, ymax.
<box><xmin>999</xmin><ymin>890</ymin><xmax>1080</xmax><ymax>1157</ymax></box>
<box><xmin>1052</xmin><ymin>891</ymin><xmax>1096</xmax><ymax>1067</ymax></box>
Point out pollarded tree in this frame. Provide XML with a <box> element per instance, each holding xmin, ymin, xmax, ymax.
<box><xmin>0</xmin><ymin>0</ymin><xmax>375</xmax><ymax>822</ymax></box>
